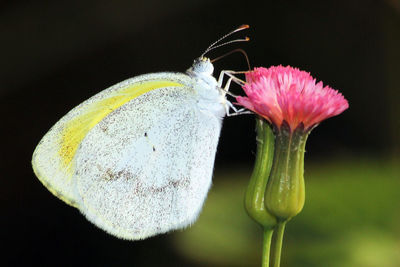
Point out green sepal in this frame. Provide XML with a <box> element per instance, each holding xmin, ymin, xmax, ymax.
<box><xmin>265</xmin><ymin>121</ymin><xmax>309</xmax><ymax>221</ymax></box>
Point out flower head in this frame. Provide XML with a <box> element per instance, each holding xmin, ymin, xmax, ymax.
<box><xmin>236</xmin><ymin>66</ymin><xmax>349</xmax><ymax>131</ymax></box>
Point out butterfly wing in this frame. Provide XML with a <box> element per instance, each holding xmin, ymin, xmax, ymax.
<box><xmin>32</xmin><ymin>73</ymin><xmax>223</xmax><ymax>240</ymax></box>
<box><xmin>32</xmin><ymin>73</ymin><xmax>188</xmax><ymax>207</ymax></box>
<box><xmin>75</xmin><ymin>80</ymin><xmax>223</xmax><ymax>240</ymax></box>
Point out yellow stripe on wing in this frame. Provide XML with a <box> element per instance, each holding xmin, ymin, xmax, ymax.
<box><xmin>59</xmin><ymin>80</ymin><xmax>183</xmax><ymax>174</ymax></box>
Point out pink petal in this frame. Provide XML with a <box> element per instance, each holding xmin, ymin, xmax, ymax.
<box><xmin>236</xmin><ymin>65</ymin><xmax>349</xmax><ymax>131</ymax></box>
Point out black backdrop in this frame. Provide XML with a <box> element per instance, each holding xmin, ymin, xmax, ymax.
<box><xmin>1</xmin><ymin>0</ymin><xmax>399</xmax><ymax>266</ymax></box>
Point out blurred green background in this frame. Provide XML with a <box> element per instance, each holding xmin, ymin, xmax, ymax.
<box><xmin>1</xmin><ymin>0</ymin><xmax>399</xmax><ymax>266</ymax></box>
<box><xmin>172</xmin><ymin>160</ymin><xmax>400</xmax><ymax>267</ymax></box>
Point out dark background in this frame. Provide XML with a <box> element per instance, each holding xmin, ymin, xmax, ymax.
<box><xmin>1</xmin><ymin>0</ymin><xmax>399</xmax><ymax>266</ymax></box>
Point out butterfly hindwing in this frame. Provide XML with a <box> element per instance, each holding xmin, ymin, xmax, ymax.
<box><xmin>74</xmin><ymin>83</ymin><xmax>222</xmax><ymax>239</ymax></box>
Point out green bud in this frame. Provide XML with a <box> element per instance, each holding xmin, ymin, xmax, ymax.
<box><xmin>244</xmin><ymin>118</ymin><xmax>277</xmax><ymax>229</ymax></box>
<box><xmin>264</xmin><ymin>121</ymin><xmax>309</xmax><ymax>221</ymax></box>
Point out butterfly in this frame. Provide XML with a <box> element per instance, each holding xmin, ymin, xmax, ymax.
<box><xmin>32</xmin><ymin>25</ymin><xmax>249</xmax><ymax>240</ymax></box>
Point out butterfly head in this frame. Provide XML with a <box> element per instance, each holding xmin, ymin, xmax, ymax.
<box><xmin>186</xmin><ymin>25</ymin><xmax>250</xmax><ymax>81</ymax></box>
<box><xmin>187</xmin><ymin>57</ymin><xmax>214</xmax><ymax>76</ymax></box>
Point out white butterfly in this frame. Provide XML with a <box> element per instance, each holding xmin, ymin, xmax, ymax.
<box><xmin>32</xmin><ymin>25</ymin><xmax>249</xmax><ymax>240</ymax></box>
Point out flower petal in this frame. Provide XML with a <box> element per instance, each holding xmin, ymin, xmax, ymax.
<box><xmin>236</xmin><ymin>65</ymin><xmax>349</xmax><ymax>131</ymax></box>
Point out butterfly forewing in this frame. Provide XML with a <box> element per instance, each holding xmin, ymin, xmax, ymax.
<box><xmin>32</xmin><ymin>73</ymin><xmax>188</xmax><ymax>208</ymax></box>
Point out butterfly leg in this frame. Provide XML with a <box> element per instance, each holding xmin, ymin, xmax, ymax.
<box><xmin>220</xmin><ymin>75</ymin><xmax>252</xmax><ymax>117</ymax></box>
<box><xmin>226</xmin><ymin>102</ymin><xmax>253</xmax><ymax>117</ymax></box>
<box><xmin>217</xmin><ymin>70</ymin><xmax>234</xmax><ymax>88</ymax></box>
<box><xmin>217</xmin><ymin>70</ymin><xmax>246</xmax><ymax>93</ymax></box>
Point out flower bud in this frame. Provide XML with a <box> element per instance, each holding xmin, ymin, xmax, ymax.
<box><xmin>244</xmin><ymin>118</ymin><xmax>277</xmax><ymax>229</ymax></box>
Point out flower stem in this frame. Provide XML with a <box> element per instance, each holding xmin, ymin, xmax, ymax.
<box><xmin>262</xmin><ymin>228</ymin><xmax>274</xmax><ymax>267</ymax></box>
<box><xmin>272</xmin><ymin>221</ymin><xmax>286</xmax><ymax>267</ymax></box>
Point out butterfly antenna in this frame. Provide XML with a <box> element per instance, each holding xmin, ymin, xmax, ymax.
<box><xmin>201</xmin><ymin>24</ymin><xmax>250</xmax><ymax>57</ymax></box>
<box><xmin>210</xmin><ymin>48</ymin><xmax>251</xmax><ymax>70</ymax></box>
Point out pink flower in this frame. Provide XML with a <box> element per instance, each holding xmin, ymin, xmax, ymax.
<box><xmin>236</xmin><ymin>66</ymin><xmax>349</xmax><ymax>131</ymax></box>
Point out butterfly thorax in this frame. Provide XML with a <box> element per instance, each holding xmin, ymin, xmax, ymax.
<box><xmin>186</xmin><ymin>57</ymin><xmax>226</xmax><ymax>119</ymax></box>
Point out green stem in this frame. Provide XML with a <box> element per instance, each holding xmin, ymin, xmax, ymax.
<box><xmin>272</xmin><ymin>221</ymin><xmax>287</xmax><ymax>267</ymax></box>
<box><xmin>262</xmin><ymin>228</ymin><xmax>274</xmax><ymax>267</ymax></box>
